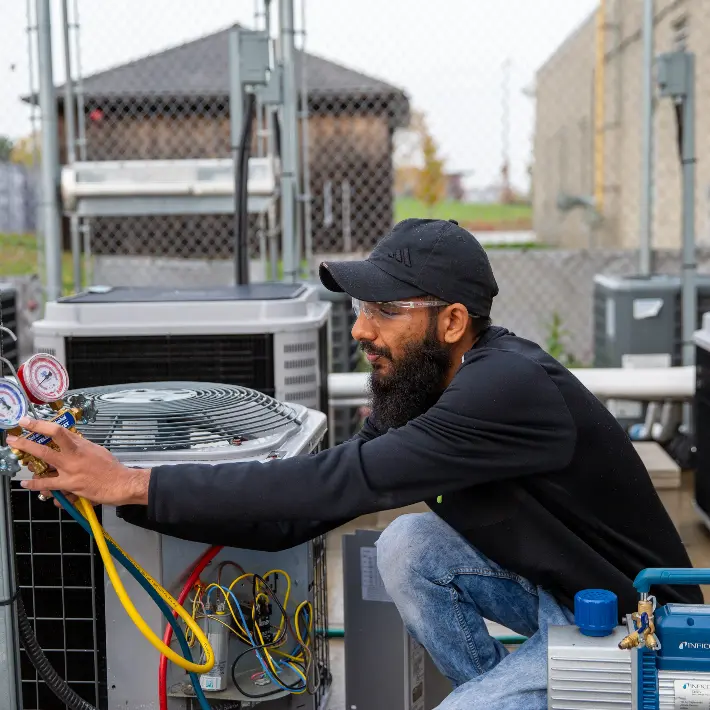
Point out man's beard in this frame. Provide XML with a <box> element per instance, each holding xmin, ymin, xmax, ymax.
<box><xmin>361</xmin><ymin>323</ymin><xmax>453</xmax><ymax>430</ymax></box>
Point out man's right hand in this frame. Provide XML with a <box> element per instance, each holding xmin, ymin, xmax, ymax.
<box><xmin>28</xmin><ymin>462</ymin><xmax>97</xmax><ymax>510</ymax></box>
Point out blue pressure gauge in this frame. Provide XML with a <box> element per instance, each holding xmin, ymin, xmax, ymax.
<box><xmin>0</xmin><ymin>380</ymin><xmax>28</xmax><ymax>429</ymax></box>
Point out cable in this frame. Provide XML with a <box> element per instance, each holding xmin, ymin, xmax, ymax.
<box><xmin>0</xmin><ymin>587</ymin><xmax>19</xmax><ymax>606</ymax></box>
<box><xmin>229</xmin><ymin>573</ymin><xmax>313</xmax><ymax>699</ymax></box>
<box><xmin>216</xmin><ymin>560</ymin><xmax>245</xmax><ymax>586</ymax></box>
<box><xmin>230</xmin><ymin>587</ymin><xmax>305</xmax><ymax>697</ymax></box>
<box><xmin>16</xmin><ymin>594</ymin><xmax>97</xmax><ymax>710</ymax></box>
<box><xmin>74</xmin><ymin>496</ymin><xmax>214</xmax><ymax>673</ymax></box>
<box><xmin>159</xmin><ymin>544</ymin><xmax>223</xmax><ymax>710</ymax></box>
<box><xmin>52</xmin><ymin>492</ymin><xmax>214</xmax><ymax>710</ymax></box>
<box><xmin>44</xmin><ymin>494</ymin><xmax>316</xmax><ymax>707</ymax></box>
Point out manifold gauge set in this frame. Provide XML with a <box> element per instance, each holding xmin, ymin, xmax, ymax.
<box><xmin>0</xmin><ymin>352</ymin><xmax>95</xmax><ymax>476</ymax></box>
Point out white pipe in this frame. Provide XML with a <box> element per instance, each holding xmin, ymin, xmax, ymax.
<box><xmin>328</xmin><ymin>367</ymin><xmax>696</xmax><ymax>407</ymax></box>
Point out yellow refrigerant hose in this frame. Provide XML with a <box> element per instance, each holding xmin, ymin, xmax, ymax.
<box><xmin>76</xmin><ymin>497</ymin><xmax>215</xmax><ymax>674</ymax></box>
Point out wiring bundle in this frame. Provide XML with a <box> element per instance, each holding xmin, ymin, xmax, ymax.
<box><xmin>39</xmin><ymin>489</ymin><xmax>319</xmax><ymax>710</ymax></box>
<box><xmin>21</xmin><ymin>489</ymin><xmax>319</xmax><ymax>710</ymax></box>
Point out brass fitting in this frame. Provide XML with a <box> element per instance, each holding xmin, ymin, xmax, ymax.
<box><xmin>619</xmin><ymin>630</ymin><xmax>641</xmax><ymax>650</ymax></box>
<box><xmin>619</xmin><ymin>601</ymin><xmax>657</xmax><ymax>650</ymax></box>
<box><xmin>9</xmin><ymin>401</ymin><xmax>86</xmax><ymax>477</ymax></box>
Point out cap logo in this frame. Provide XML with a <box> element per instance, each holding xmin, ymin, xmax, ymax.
<box><xmin>387</xmin><ymin>248</ymin><xmax>412</xmax><ymax>268</ymax></box>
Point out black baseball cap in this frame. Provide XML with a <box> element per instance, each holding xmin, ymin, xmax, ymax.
<box><xmin>319</xmin><ymin>218</ymin><xmax>499</xmax><ymax>318</ymax></box>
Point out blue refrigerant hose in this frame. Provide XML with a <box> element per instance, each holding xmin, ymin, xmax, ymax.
<box><xmin>52</xmin><ymin>491</ymin><xmax>213</xmax><ymax>710</ymax></box>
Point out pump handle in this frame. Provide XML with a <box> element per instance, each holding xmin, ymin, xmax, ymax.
<box><xmin>634</xmin><ymin>568</ymin><xmax>710</xmax><ymax>594</ymax></box>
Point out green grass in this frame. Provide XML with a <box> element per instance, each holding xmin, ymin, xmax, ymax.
<box><xmin>395</xmin><ymin>197</ymin><xmax>532</xmax><ymax>228</ymax></box>
<box><xmin>1</xmin><ymin>232</ymin><xmax>82</xmax><ymax>295</ymax></box>
<box><xmin>0</xmin><ymin>232</ymin><xmax>309</xmax><ymax>292</ymax></box>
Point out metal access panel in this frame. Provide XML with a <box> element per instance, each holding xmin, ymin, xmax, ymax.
<box><xmin>593</xmin><ymin>274</ymin><xmax>710</xmax><ymax>368</ymax></box>
<box><xmin>693</xmin><ymin>314</ymin><xmax>710</xmax><ymax>528</ymax></box>
<box><xmin>102</xmin><ymin>510</ymin><xmax>330</xmax><ymax>710</ymax></box>
<box><xmin>343</xmin><ymin>530</ymin><xmax>451</xmax><ymax>710</ymax></box>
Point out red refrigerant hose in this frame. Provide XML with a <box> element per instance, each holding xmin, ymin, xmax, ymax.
<box><xmin>158</xmin><ymin>545</ymin><xmax>223</xmax><ymax>710</ymax></box>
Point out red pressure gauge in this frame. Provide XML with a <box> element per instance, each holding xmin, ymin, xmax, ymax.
<box><xmin>17</xmin><ymin>353</ymin><xmax>69</xmax><ymax>404</ymax></box>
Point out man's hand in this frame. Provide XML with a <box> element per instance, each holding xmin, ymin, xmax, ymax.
<box><xmin>7</xmin><ymin>416</ymin><xmax>150</xmax><ymax>507</ymax></box>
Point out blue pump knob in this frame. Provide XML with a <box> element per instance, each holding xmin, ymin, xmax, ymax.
<box><xmin>574</xmin><ymin>589</ymin><xmax>618</xmax><ymax>637</ymax></box>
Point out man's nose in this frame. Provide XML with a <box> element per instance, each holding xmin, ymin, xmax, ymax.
<box><xmin>351</xmin><ymin>311</ymin><xmax>376</xmax><ymax>343</ymax></box>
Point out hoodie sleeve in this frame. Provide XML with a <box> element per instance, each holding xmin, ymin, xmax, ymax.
<box><xmin>115</xmin><ymin>504</ymin><xmax>346</xmax><ymax>551</ymax></box>
<box><xmin>114</xmin><ymin>411</ymin><xmax>386</xmax><ymax>550</ymax></box>
<box><xmin>130</xmin><ymin>350</ymin><xmax>576</xmax><ymax>540</ymax></box>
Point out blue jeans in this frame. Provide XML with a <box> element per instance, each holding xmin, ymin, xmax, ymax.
<box><xmin>376</xmin><ymin>513</ymin><xmax>575</xmax><ymax>710</ymax></box>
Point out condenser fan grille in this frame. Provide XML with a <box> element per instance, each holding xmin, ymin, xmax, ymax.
<box><xmin>60</xmin><ymin>382</ymin><xmax>302</xmax><ymax>454</ymax></box>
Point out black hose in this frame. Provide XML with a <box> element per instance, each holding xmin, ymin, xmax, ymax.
<box><xmin>16</xmin><ymin>594</ymin><xmax>98</xmax><ymax>710</ymax></box>
<box><xmin>17</xmin><ymin>588</ymin><xmax>234</xmax><ymax>710</ymax></box>
<box><xmin>271</xmin><ymin>109</ymin><xmax>282</xmax><ymax>159</ymax></box>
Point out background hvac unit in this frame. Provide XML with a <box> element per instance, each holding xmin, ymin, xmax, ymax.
<box><xmin>11</xmin><ymin>381</ymin><xmax>331</xmax><ymax>710</ymax></box>
<box><xmin>61</xmin><ymin>157</ymin><xmax>279</xmax><ymax>216</ymax></box>
<box><xmin>342</xmin><ymin>530</ymin><xmax>451</xmax><ymax>710</ymax></box>
<box><xmin>31</xmin><ymin>283</ymin><xmax>331</xmax><ymax>414</ymax></box>
<box><xmin>0</xmin><ymin>284</ymin><xmax>19</xmax><ymax>369</ymax></box>
<box><xmin>593</xmin><ymin>274</ymin><xmax>710</xmax><ymax>425</ymax></box>
<box><xmin>313</xmin><ymin>285</ymin><xmax>363</xmax><ymax>445</ymax></box>
<box><xmin>693</xmin><ymin>313</ymin><xmax>710</xmax><ymax>530</ymax></box>
<box><xmin>594</xmin><ymin>274</ymin><xmax>710</xmax><ymax>367</ymax></box>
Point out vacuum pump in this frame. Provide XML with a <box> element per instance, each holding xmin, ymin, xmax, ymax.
<box><xmin>549</xmin><ymin>568</ymin><xmax>710</xmax><ymax>709</ymax></box>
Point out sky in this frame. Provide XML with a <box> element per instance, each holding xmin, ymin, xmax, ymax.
<box><xmin>0</xmin><ymin>0</ymin><xmax>598</xmax><ymax>192</ymax></box>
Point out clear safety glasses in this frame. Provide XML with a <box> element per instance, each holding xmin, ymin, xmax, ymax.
<box><xmin>352</xmin><ymin>297</ymin><xmax>448</xmax><ymax>321</ymax></box>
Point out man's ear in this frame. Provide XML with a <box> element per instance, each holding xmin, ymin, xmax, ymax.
<box><xmin>441</xmin><ymin>303</ymin><xmax>470</xmax><ymax>344</ymax></box>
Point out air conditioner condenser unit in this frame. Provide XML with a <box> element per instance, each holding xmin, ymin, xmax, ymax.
<box><xmin>11</xmin><ymin>380</ymin><xmax>331</xmax><ymax>710</ymax></box>
<box><xmin>31</xmin><ymin>283</ymin><xmax>331</xmax><ymax>413</ymax></box>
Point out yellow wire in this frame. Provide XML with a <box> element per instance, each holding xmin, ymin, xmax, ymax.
<box><xmin>196</xmin><ymin>613</ymin><xmax>241</xmax><ymax>637</ymax></box>
<box><xmin>203</xmin><ymin>582</ymin><xmax>251</xmax><ymax>640</ymax></box>
<box><xmin>274</xmin><ymin>649</ymin><xmax>304</xmax><ymax>663</ymax></box>
<box><xmin>294</xmin><ymin>600</ymin><xmax>312</xmax><ymax>646</ymax></box>
<box><xmin>186</xmin><ymin>585</ymin><xmax>204</xmax><ymax>648</ymax></box>
<box><xmin>77</xmin><ymin>497</ymin><xmax>214</xmax><ymax>674</ymax></box>
<box><xmin>253</xmin><ymin>604</ymin><xmax>281</xmax><ymax>676</ymax></box>
<box><xmin>221</xmin><ymin>569</ymin><xmax>307</xmax><ymax>679</ymax></box>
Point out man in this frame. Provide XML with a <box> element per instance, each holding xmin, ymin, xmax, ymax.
<box><xmin>10</xmin><ymin>218</ymin><xmax>701</xmax><ymax>709</ymax></box>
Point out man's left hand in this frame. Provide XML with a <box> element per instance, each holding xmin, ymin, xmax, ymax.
<box><xmin>6</xmin><ymin>417</ymin><xmax>150</xmax><ymax>507</ymax></box>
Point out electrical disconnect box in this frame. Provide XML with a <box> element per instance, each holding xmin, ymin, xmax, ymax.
<box><xmin>342</xmin><ymin>530</ymin><xmax>451</xmax><ymax>710</ymax></box>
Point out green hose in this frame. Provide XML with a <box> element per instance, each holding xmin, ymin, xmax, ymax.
<box><xmin>319</xmin><ymin>627</ymin><xmax>527</xmax><ymax>645</ymax></box>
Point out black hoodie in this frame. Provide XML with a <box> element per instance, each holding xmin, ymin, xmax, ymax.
<box><xmin>117</xmin><ymin>325</ymin><xmax>701</xmax><ymax>615</ymax></box>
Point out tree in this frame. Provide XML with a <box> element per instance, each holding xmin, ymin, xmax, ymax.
<box><xmin>0</xmin><ymin>136</ymin><xmax>13</xmax><ymax>162</ymax></box>
<box><xmin>9</xmin><ymin>132</ymin><xmax>40</xmax><ymax>167</ymax></box>
<box><xmin>414</xmin><ymin>116</ymin><xmax>446</xmax><ymax>215</ymax></box>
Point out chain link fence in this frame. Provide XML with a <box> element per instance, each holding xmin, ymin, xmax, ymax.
<box><xmin>20</xmin><ymin>0</ymin><xmax>595</xmax><ymax>285</ymax></box>
<box><xmin>7</xmin><ymin>0</ymin><xmax>710</xmax><ymax>360</ymax></box>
